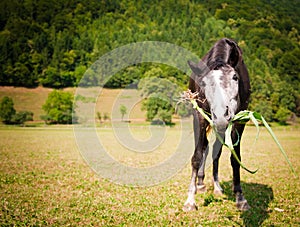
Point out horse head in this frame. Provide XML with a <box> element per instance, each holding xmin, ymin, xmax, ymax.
<box><xmin>188</xmin><ymin>39</ymin><xmax>242</xmax><ymax>132</ymax></box>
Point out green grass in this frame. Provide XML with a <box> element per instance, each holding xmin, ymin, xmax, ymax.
<box><xmin>0</xmin><ymin>125</ymin><xmax>299</xmax><ymax>226</ymax></box>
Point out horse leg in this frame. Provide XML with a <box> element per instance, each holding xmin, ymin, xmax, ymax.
<box><xmin>231</xmin><ymin>123</ymin><xmax>250</xmax><ymax>211</ymax></box>
<box><xmin>213</xmin><ymin>145</ymin><xmax>223</xmax><ymax>195</ymax></box>
<box><xmin>183</xmin><ymin>145</ymin><xmax>207</xmax><ymax>211</ymax></box>
<box><xmin>208</xmin><ymin>130</ymin><xmax>225</xmax><ymax>196</ymax></box>
<box><xmin>197</xmin><ymin>147</ymin><xmax>208</xmax><ymax>193</ymax></box>
<box><xmin>183</xmin><ymin>156</ymin><xmax>199</xmax><ymax>211</ymax></box>
<box><xmin>183</xmin><ymin>113</ymin><xmax>208</xmax><ymax>211</ymax></box>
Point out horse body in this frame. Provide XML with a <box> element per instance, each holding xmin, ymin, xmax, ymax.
<box><xmin>183</xmin><ymin>38</ymin><xmax>251</xmax><ymax>211</ymax></box>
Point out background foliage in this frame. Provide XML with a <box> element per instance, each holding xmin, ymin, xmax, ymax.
<box><xmin>0</xmin><ymin>96</ymin><xmax>33</xmax><ymax>125</ymax></box>
<box><xmin>0</xmin><ymin>0</ymin><xmax>299</xmax><ymax>122</ymax></box>
<box><xmin>138</xmin><ymin>77</ymin><xmax>178</xmax><ymax>124</ymax></box>
<box><xmin>41</xmin><ymin>90</ymin><xmax>75</xmax><ymax>124</ymax></box>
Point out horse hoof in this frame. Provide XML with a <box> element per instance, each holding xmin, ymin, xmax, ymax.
<box><xmin>197</xmin><ymin>185</ymin><xmax>207</xmax><ymax>193</ymax></box>
<box><xmin>183</xmin><ymin>203</ymin><xmax>198</xmax><ymax>212</ymax></box>
<box><xmin>213</xmin><ymin>189</ymin><xmax>224</xmax><ymax>196</ymax></box>
<box><xmin>236</xmin><ymin>199</ymin><xmax>250</xmax><ymax>211</ymax></box>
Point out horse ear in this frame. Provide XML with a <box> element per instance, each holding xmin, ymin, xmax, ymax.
<box><xmin>225</xmin><ymin>39</ymin><xmax>242</xmax><ymax>67</ymax></box>
<box><xmin>188</xmin><ymin>60</ymin><xmax>202</xmax><ymax>76</ymax></box>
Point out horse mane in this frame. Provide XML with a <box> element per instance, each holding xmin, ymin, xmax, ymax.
<box><xmin>205</xmin><ymin>38</ymin><xmax>241</xmax><ymax>70</ymax></box>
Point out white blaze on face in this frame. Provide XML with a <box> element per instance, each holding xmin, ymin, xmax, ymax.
<box><xmin>205</xmin><ymin>70</ymin><xmax>226</xmax><ymax>116</ymax></box>
<box><xmin>202</xmin><ymin>68</ymin><xmax>239</xmax><ymax>129</ymax></box>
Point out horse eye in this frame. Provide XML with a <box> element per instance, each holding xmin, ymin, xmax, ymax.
<box><xmin>232</xmin><ymin>74</ymin><xmax>238</xmax><ymax>81</ymax></box>
<box><xmin>200</xmin><ymin>81</ymin><xmax>206</xmax><ymax>87</ymax></box>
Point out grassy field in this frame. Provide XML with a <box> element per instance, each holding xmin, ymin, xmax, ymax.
<box><xmin>0</xmin><ymin>124</ymin><xmax>299</xmax><ymax>226</ymax></box>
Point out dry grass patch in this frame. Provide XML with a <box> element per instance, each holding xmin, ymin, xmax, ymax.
<box><xmin>0</xmin><ymin>126</ymin><xmax>299</xmax><ymax>226</ymax></box>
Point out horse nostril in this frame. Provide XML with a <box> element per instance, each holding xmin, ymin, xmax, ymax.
<box><xmin>224</xmin><ymin>106</ymin><xmax>229</xmax><ymax>117</ymax></box>
<box><xmin>213</xmin><ymin>112</ymin><xmax>217</xmax><ymax>120</ymax></box>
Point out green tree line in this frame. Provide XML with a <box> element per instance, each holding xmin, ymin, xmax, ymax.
<box><xmin>0</xmin><ymin>0</ymin><xmax>299</xmax><ymax>122</ymax></box>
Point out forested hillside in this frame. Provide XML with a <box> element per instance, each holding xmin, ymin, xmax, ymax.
<box><xmin>0</xmin><ymin>0</ymin><xmax>299</xmax><ymax>121</ymax></box>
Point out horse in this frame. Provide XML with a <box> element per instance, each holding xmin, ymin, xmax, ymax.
<box><xmin>183</xmin><ymin>38</ymin><xmax>251</xmax><ymax>211</ymax></box>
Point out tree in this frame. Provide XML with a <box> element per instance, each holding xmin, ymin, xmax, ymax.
<box><xmin>0</xmin><ymin>96</ymin><xmax>16</xmax><ymax>124</ymax></box>
<box><xmin>96</xmin><ymin>111</ymin><xmax>102</xmax><ymax>123</ymax></box>
<box><xmin>176</xmin><ymin>102</ymin><xmax>193</xmax><ymax>118</ymax></box>
<box><xmin>11</xmin><ymin>111</ymin><xmax>33</xmax><ymax>125</ymax></box>
<box><xmin>119</xmin><ymin>104</ymin><xmax>127</xmax><ymax>121</ymax></box>
<box><xmin>277</xmin><ymin>49</ymin><xmax>300</xmax><ymax>91</ymax></box>
<box><xmin>0</xmin><ymin>96</ymin><xmax>33</xmax><ymax>125</ymax></box>
<box><xmin>103</xmin><ymin>113</ymin><xmax>109</xmax><ymax>121</ymax></box>
<box><xmin>141</xmin><ymin>96</ymin><xmax>173</xmax><ymax>124</ymax></box>
<box><xmin>274</xmin><ymin>107</ymin><xmax>291</xmax><ymax>125</ymax></box>
<box><xmin>42</xmin><ymin>90</ymin><xmax>75</xmax><ymax>124</ymax></box>
<box><xmin>138</xmin><ymin>77</ymin><xmax>180</xmax><ymax>124</ymax></box>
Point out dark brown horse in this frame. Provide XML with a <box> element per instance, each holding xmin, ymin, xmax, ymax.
<box><xmin>183</xmin><ymin>38</ymin><xmax>251</xmax><ymax>211</ymax></box>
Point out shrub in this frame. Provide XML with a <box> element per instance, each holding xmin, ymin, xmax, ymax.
<box><xmin>0</xmin><ymin>96</ymin><xmax>16</xmax><ymax>124</ymax></box>
<box><xmin>274</xmin><ymin>107</ymin><xmax>291</xmax><ymax>125</ymax></box>
<box><xmin>138</xmin><ymin>77</ymin><xmax>180</xmax><ymax>124</ymax></box>
<box><xmin>11</xmin><ymin>111</ymin><xmax>33</xmax><ymax>125</ymax></box>
<box><xmin>119</xmin><ymin>105</ymin><xmax>127</xmax><ymax>121</ymax></box>
<box><xmin>0</xmin><ymin>97</ymin><xmax>33</xmax><ymax>125</ymax></box>
<box><xmin>41</xmin><ymin>90</ymin><xmax>76</xmax><ymax>124</ymax></box>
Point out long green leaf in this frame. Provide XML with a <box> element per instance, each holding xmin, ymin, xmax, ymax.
<box><xmin>225</xmin><ymin>123</ymin><xmax>258</xmax><ymax>174</ymax></box>
<box><xmin>260</xmin><ymin>114</ymin><xmax>296</xmax><ymax>176</ymax></box>
<box><xmin>248</xmin><ymin>111</ymin><xmax>260</xmax><ymax>147</ymax></box>
<box><xmin>190</xmin><ymin>99</ymin><xmax>213</xmax><ymax>125</ymax></box>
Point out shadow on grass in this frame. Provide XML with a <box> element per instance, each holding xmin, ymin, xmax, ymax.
<box><xmin>221</xmin><ymin>181</ymin><xmax>274</xmax><ymax>226</ymax></box>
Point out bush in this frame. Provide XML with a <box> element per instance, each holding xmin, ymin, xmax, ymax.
<box><xmin>141</xmin><ymin>96</ymin><xmax>173</xmax><ymax>124</ymax></box>
<box><xmin>274</xmin><ymin>107</ymin><xmax>291</xmax><ymax>125</ymax></box>
<box><xmin>119</xmin><ymin>104</ymin><xmax>127</xmax><ymax>121</ymax></box>
<box><xmin>42</xmin><ymin>90</ymin><xmax>76</xmax><ymax>124</ymax></box>
<box><xmin>176</xmin><ymin>102</ymin><xmax>193</xmax><ymax>118</ymax></box>
<box><xmin>0</xmin><ymin>96</ymin><xmax>16</xmax><ymax>124</ymax></box>
<box><xmin>138</xmin><ymin>77</ymin><xmax>180</xmax><ymax>124</ymax></box>
<box><xmin>0</xmin><ymin>96</ymin><xmax>33</xmax><ymax>125</ymax></box>
<box><xmin>11</xmin><ymin>111</ymin><xmax>34</xmax><ymax>125</ymax></box>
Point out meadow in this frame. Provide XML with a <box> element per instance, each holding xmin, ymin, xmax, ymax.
<box><xmin>0</xmin><ymin>124</ymin><xmax>299</xmax><ymax>226</ymax></box>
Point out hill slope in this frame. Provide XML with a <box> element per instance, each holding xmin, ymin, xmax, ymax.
<box><xmin>0</xmin><ymin>87</ymin><xmax>145</xmax><ymax>122</ymax></box>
